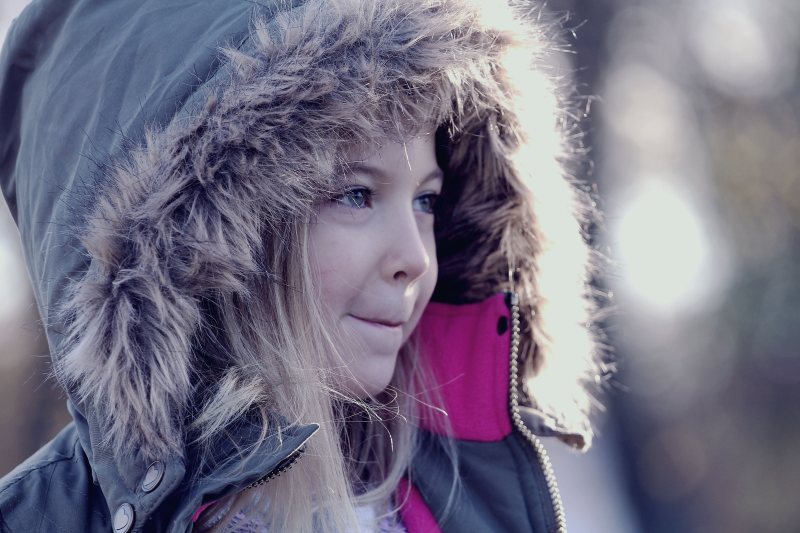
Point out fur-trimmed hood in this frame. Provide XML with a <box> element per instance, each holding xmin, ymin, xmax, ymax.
<box><xmin>0</xmin><ymin>0</ymin><xmax>605</xmax><ymax>470</ymax></box>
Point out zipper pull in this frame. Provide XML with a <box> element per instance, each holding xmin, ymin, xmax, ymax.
<box><xmin>508</xmin><ymin>265</ymin><xmax>520</xmax><ymax>307</ymax></box>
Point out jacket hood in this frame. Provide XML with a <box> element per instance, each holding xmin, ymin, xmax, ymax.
<box><xmin>0</xmin><ymin>0</ymin><xmax>606</xmax><ymax>464</ymax></box>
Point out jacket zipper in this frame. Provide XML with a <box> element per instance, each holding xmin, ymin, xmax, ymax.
<box><xmin>243</xmin><ymin>446</ymin><xmax>306</xmax><ymax>490</ymax></box>
<box><xmin>194</xmin><ymin>447</ymin><xmax>307</xmax><ymax>531</ymax></box>
<box><xmin>507</xmin><ymin>290</ymin><xmax>568</xmax><ymax>533</ymax></box>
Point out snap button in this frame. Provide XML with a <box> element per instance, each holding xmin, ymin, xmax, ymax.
<box><xmin>113</xmin><ymin>503</ymin><xmax>134</xmax><ymax>533</ymax></box>
<box><xmin>496</xmin><ymin>315</ymin><xmax>508</xmax><ymax>335</ymax></box>
<box><xmin>141</xmin><ymin>461</ymin><xmax>165</xmax><ymax>493</ymax></box>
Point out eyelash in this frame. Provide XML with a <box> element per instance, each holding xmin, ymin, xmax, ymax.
<box><xmin>332</xmin><ymin>187</ymin><xmax>373</xmax><ymax>209</ymax></box>
<box><xmin>414</xmin><ymin>192</ymin><xmax>439</xmax><ymax>214</ymax></box>
<box><xmin>330</xmin><ymin>187</ymin><xmax>440</xmax><ymax>214</ymax></box>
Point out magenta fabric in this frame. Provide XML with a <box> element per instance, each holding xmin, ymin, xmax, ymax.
<box><xmin>397</xmin><ymin>477</ymin><xmax>442</xmax><ymax>533</ymax></box>
<box><xmin>416</xmin><ymin>293</ymin><xmax>513</xmax><ymax>441</ymax></box>
<box><xmin>192</xmin><ymin>500</ymin><xmax>217</xmax><ymax>523</ymax></box>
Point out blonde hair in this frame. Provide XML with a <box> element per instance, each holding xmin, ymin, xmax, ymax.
<box><xmin>190</xmin><ymin>204</ymin><xmax>457</xmax><ymax>532</ymax></box>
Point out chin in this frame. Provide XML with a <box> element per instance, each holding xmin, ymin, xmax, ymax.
<box><xmin>346</xmin><ymin>363</ymin><xmax>398</xmax><ymax>399</ymax></box>
<box><xmin>337</xmin><ymin>344</ymin><xmax>401</xmax><ymax>399</ymax></box>
<box><xmin>364</xmin><ymin>381</ymin><xmax>393</xmax><ymax>399</ymax></box>
<box><xmin>352</xmin><ymin>373</ymin><xmax>393</xmax><ymax>399</ymax></box>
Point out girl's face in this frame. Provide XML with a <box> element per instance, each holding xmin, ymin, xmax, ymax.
<box><xmin>309</xmin><ymin>133</ymin><xmax>442</xmax><ymax>397</ymax></box>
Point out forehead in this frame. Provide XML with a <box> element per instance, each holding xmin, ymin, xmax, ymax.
<box><xmin>342</xmin><ymin>134</ymin><xmax>441</xmax><ymax>183</ymax></box>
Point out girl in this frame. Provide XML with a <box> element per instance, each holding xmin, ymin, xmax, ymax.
<box><xmin>0</xmin><ymin>0</ymin><xmax>608</xmax><ymax>531</ymax></box>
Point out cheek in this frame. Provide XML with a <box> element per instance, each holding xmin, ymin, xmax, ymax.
<box><xmin>313</xmin><ymin>266</ymin><xmax>343</xmax><ymax>309</ymax></box>
<box><xmin>308</xmin><ymin>226</ymin><xmax>365</xmax><ymax>312</ymax></box>
<box><xmin>310</xmin><ymin>251</ymin><xmax>348</xmax><ymax>313</ymax></box>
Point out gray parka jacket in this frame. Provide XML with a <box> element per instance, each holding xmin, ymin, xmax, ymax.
<box><xmin>0</xmin><ymin>0</ymin><xmax>606</xmax><ymax>531</ymax></box>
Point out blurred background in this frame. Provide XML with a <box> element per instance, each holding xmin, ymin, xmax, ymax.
<box><xmin>1</xmin><ymin>1</ymin><xmax>798</xmax><ymax>532</ymax></box>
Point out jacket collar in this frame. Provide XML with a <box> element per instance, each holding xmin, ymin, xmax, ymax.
<box><xmin>417</xmin><ymin>293</ymin><xmax>591</xmax><ymax>450</ymax></box>
<box><xmin>69</xmin><ymin>400</ymin><xmax>319</xmax><ymax>531</ymax></box>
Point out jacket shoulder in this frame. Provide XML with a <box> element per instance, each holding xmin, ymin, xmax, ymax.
<box><xmin>0</xmin><ymin>423</ymin><xmax>80</xmax><ymax>486</ymax></box>
<box><xmin>0</xmin><ymin>423</ymin><xmax>109</xmax><ymax>532</ymax></box>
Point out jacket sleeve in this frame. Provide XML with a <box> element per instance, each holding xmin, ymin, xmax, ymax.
<box><xmin>0</xmin><ymin>508</ymin><xmax>11</xmax><ymax>533</ymax></box>
<box><xmin>0</xmin><ymin>423</ymin><xmax>112</xmax><ymax>533</ymax></box>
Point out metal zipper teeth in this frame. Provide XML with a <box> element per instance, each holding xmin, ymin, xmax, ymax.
<box><xmin>195</xmin><ymin>453</ymin><xmax>306</xmax><ymax>530</ymax></box>
<box><xmin>244</xmin><ymin>447</ymin><xmax>305</xmax><ymax>490</ymax></box>
<box><xmin>508</xmin><ymin>291</ymin><xmax>567</xmax><ymax>533</ymax></box>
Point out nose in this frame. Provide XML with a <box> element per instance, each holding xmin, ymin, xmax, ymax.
<box><xmin>382</xmin><ymin>210</ymin><xmax>432</xmax><ymax>285</ymax></box>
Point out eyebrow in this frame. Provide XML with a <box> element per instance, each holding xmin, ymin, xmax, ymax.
<box><xmin>348</xmin><ymin>163</ymin><xmax>444</xmax><ymax>186</ymax></box>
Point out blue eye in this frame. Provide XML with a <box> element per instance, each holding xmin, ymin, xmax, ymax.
<box><xmin>414</xmin><ymin>193</ymin><xmax>439</xmax><ymax>214</ymax></box>
<box><xmin>332</xmin><ymin>187</ymin><xmax>372</xmax><ymax>209</ymax></box>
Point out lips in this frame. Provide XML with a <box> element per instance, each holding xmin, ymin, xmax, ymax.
<box><xmin>351</xmin><ymin>316</ymin><xmax>404</xmax><ymax>328</ymax></box>
<box><xmin>347</xmin><ymin>315</ymin><xmax>405</xmax><ymax>349</ymax></box>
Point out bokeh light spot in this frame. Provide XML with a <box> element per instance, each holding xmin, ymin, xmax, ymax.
<box><xmin>614</xmin><ymin>179</ymin><xmax>730</xmax><ymax>314</ymax></box>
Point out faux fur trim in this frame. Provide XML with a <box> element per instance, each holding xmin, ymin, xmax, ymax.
<box><xmin>57</xmin><ymin>0</ymin><xmax>607</xmax><ymax>458</ymax></box>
